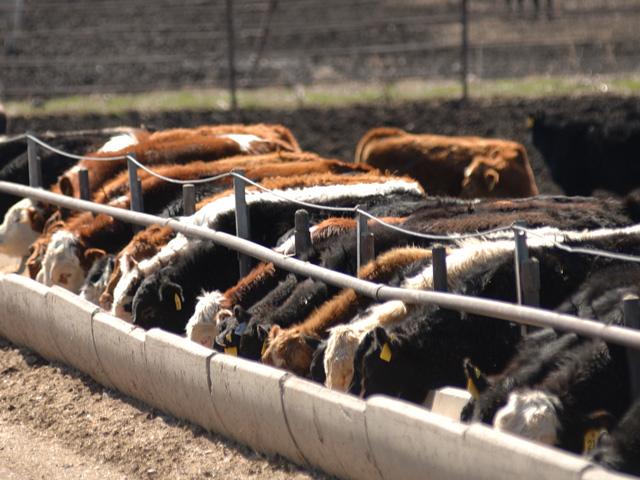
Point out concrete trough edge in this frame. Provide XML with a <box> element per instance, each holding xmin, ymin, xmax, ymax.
<box><xmin>0</xmin><ymin>277</ymin><xmax>634</xmax><ymax>480</ymax></box>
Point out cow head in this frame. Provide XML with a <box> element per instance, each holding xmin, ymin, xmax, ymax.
<box><xmin>79</xmin><ymin>254</ymin><xmax>115</xmax><ymax>305</ymax></box>
<box><xmin>0</xmin><ymin>198</ymin><xmax>46</xmax><ymax>257</ymax></box>
<box><xmin>348</xmin><ymin>326</ymin><xmax>416</xmax><ymax>400</ymax></box>
<box><xmin>110</xmin><ymin>262</ymin><xmax>142</xmax><ymax>322</ymax></box>
<box><xmin>461</xmin><ymin>149</ymin><xmax>538</xmax><ymax>198</ymax></box>
<box><xmin>41</xmin><ymin>230</ymin><xmax>105</xmax><ymax>293</ymax></box>
<box><xmin>238</xmin><ymin>321</ymin><xmax>272</xmax><ymax>361</ymax></box>
<box><xmin>324</xmin><ymin>325</ymin><xmax>362</xmax><ymax>392</ymax></box>
<box><xmin>493</xmin><ymin>390</ymin><xmax>562</xmax><ymax>446</ymax></box>
<box><xmin>261</xmin><ymin>325</ymin><xmax>321</xmax><ymax>377</ymax></box>
<box><xmin>185</xmin><ymin>290</ymin><xmax>225</xmax><ymax>347</ymax></box>
<box><xmin>132</xmin><ymin>273</ymin><xmax>187</xmax><ymax>333</ymax></box>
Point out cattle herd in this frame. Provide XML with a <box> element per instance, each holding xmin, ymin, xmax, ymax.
<box><xmin>1</xmin><ymin>120</ymin><xmax>640</xmax><ymax>477</ymax></box>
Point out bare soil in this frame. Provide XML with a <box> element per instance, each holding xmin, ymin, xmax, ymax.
<box><xmin>0</xmin><ymin>337</ymin><xmax>329</xmax><ymax>479</ymax></box>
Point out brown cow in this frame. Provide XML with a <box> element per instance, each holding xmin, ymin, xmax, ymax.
<box><xmin>58</xmin><ymin>124</ymin><xmax>300</xmax><ymax>199</ymax></box>
<box><xmin>355</xmin><ymin>127</ymin><xmax>538</xmax><ymax>198</ymax></box>
<box><xmin>261</xmin><ymin>246</ymin><xmax>429</xmax><ymax>377</ymax></box>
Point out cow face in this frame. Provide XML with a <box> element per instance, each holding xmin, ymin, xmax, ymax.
<box><xmin>79</xmin><ymin>254</ymin><xmax>115</xmax><ymax>305</ymax></box>
<box><xmin>261</xmin><ymin>325</ymin><xmax>321</xmax><ymax>376</ymax></box>
<box><xmin>185</xmin><ymin>290</ymin><xmax>225</xmax><ymax>347</ymax></box>
<box><xmin>132</xmin><ymin>275</ymin><xmax>186</xmax><ymax>334</ymax></box>
<box><xmin>461</xmin><ymin>149</ymin><xmax>538</xmax><ymax>198</ymax></box>
<box><xmin>0</xmin><ymin>198</ymin><xmax>45</xmax><ymax>257</ymax></box>
<box><xmin>41</xmin><ymin>231</ymin><xmax>104</xmax><ymax>294</ymax></box>
<box><xmin>493</xmin><ymin>390</ymin><xmax>562</xmax><ymax>446</ymax></box>
<box><xmin>324</xmin><ymin>327</ymin><xmax>361</xmax><ymax>392</ymax></box>
<box><xmin>349</xmin><ymin>326</ymin><xmax>424</xmax><ymax>402</ymax></box>
<box><xmin>238</xmin><ymin>322</ymin><xmax>271</xmax><ymax>361</ymax></box>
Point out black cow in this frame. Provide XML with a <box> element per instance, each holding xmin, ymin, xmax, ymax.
<box><xmin>132</xmin><ymin>240</ymin><xmax>240</xmax><ymax>334</ymax></box>
<box><xmin>591</xmin><ymin>398</ymin><xmax>640</xmax><ymax>476</ymax></box>
<box><xmin>531</xmin><ymin>112</ymin><xmax>640</xmax><ymax>196</ymax></box>
<box><xmin>349</xmin><ymin>231</ymin><xmax>640</xmax><ymax>404</ymax></box>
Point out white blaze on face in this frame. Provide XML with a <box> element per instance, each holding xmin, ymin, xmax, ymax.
<box><xmin>98</xmin><ymin>132</ymin><xmax>139</xmax><ymax>153</ymax></box>
<box><xmin>324</xmin><ymin>325</ymin><xmax>361</xmax><ymax>392</ymax></box>
<box><xmin>185</xmin><ymin>290</ymin><xmax>225</xmax><ymax>347</ymax></box>
<box><xmin>0</xmin><ymin>198</ymin><xmax>41</xmax><ymax>257</ymax></box>
<box><xmin>493</xmin><ymin>390</ymin><xmax>561</xmax><ymax>446</ymax></box>
<box><xmin>41</xmin><ymin>230</ymin><xmax>85</xmax><ymax>294</ymax></box>
<box><xmin>217</xmin><ymin>133</ymin><xmax>263</xmax><ymax>153</ymax></box>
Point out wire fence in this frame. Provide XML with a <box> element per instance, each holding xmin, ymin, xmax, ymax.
<box><xmin>1</xmin><ymin>0</ymin><xmax>639</xmax><ymax>100</ymax></box>
<box><xmin>22</xmin><ymin>132</ymin><xmax>640</xmax><ymax>264</ymax></box>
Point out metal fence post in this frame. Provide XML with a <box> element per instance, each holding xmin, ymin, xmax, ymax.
<box><xmin>624</xmin><ymin>295</ymin><xmax>640</xmax><ymax>401</ymax></box>
<box><xmin>182</xmin><ymin>184</ymin><xmax>195</xmax><ymax>216</ymax></box>
<box><xmin>521</xmin><ymin>257</ymin><xmax>540</xmax><ymax>308</ymax></box>
<box><xmin>5</xmin><ymin>0</ymin><xmax>23</xmax><ymax>54</ymax></box>
<box><xmin>432</xmin><ymin>246</ymin><xmax>448</xmax><ymax>292</ymax></box>
<box><xmin>356</xmin><ymin>206</ymin><xmax>373</xmax><ymax>276</ymax></box>
<box><xmin>513</xmin><ymin>223</ymin><xmax>531</xmax><ymax>335</ymax></box>
<box><xmin>27</xmin><ymin>134</ymin><xmax>42</xmax><ymax>189</ymax></box>
<box><xmin>245</xmin><ymin>0</ymin><xmax>279</xmax><ymax>87</ymax></box>
<box><xmin>78</xmin><ymin>168</ymin><xmax>90</xmax><ymax>201</ymax></box>
<box><xmin>127</xmin><ymin>155</ymin><xmax>143</xmax><ymax>213</ymax></box>
<box><xmin>233</xmin><ymin>170</ymin><xmax>251</xmax><ymax>276</ymax></box>
<box><xmin>294</xmin><ymin>209</ymin><xmax>311</xmax><ymax>258</ymax></box>
<box><xmin>460</xmin><ymin>0</ymin><xmax>469</xmax><ymax>102</ymax></box>
<box><xmin>225</xmin><ymin>0</ymin><xmax>238</xmax><ymax>113</ymax></box>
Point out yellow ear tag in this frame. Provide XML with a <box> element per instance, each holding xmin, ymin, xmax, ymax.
<box><xmin>526</xmin><ymin>116</ymin><xmax>535</xmax><ymax>129</ymax></box>
<box><xmin>583</xmin><ymin>428</ymin><xmax>604</xmax><ymax>453</ymax></box>
<box><xmin>224</xmin><ymin>346</ymin><xmax>238</xmax><ymax>357</ymax></box>
<box><xmin>261</xmin><ymin>340</ymin><xmax>268</xmax><ymax>357</ymax></box>
<box><xmin>379</xmin><ymin>342</ymin><xmax>392</xmax><ymax>362</ymax></box>
<box><xmin>467</xmin><ymin>378</ymin><xmax>480</xmax><ymax>399</ymax></box>
<box><xmin>174</xmin><ymin>293</ymin><xmax>182</xmax><ymax>311</ymax></box>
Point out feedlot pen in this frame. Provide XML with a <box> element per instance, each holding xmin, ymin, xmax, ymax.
<box><xmin>0</xmin><ymin>133</ymin><xmax>640</xmax><ymax>478</ymax></box>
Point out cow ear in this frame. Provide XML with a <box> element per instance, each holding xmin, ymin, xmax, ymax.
<box><xmin>27</xmin><ymin>259</ymin><xmax>41</xmax><ymax>280</ymax></box>
<box><xmin>372</xmin><ymin>326</ymin><xmax>389</xmax><ymax>345</ymax></box>
<box><xmin>59</xmin><ymin>176</ymin><xmax>74</xmax><ymax>197</ymax></box>
<box><xmin>463</xmin><ymin>358</ymin><xmax>490</xmax><ymax>399</ymax></box>
<box><xmin>26</xmin><ymin>207</ymin><xmax>45</xmax><ymax>232</ymax></box>
<box><xmin>232</xmin><ymin>304</ymin><xmax>245</xmax><ymax>320</ymax></box>
<box><xmin>256</xmin><ymin>323</ymin><xmax>270</xmax><ymax>341</ymax></box>
<box><xmin>160</xmin><ymin>282</ymin><xmax>184</xmax><ymax>312</ymax></box>
<box><xmin>268</xmin><ymin>324</ymin><xmax>281</xmax><ymax>340</ymax></box>
<box><xmin>84</xmin><ymin>248</ymin><xmax>106</xmax><ymax>265</ymax></box>
<box><xmin>484</xmin><ymin>168</ymin><xmax>500</xmax><ymax>192</ymax></box>
<box><xmin>302</xmin><ymin>334</ymin><xmax>321</xmax><ymax>350</ymax></box>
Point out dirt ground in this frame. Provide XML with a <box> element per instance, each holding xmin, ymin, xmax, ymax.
<box><xmin>0</xmin><ymin>337</ymin><xmax>329</xmax><ymax>480</ymax></box>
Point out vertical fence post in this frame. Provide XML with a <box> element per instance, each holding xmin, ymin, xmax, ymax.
<box><xmin>225</xmin><ymin>0</ymin><xmax>238</xmax><ymax>114</ymax></box>
<box><xmin>27</xmin><ymin>134</ymin><xmax>42</xmax><ymax>189</ymax></box>
<box><xmin>624</xmin><ymin>295</ymin><xmax>640</xmax><ymax>401</ymax></box>
<box><xmin>460</xmin><ymin>0</ymin><xmax>469</xmax><ymax>102</ymax></box>
<box><xmin>233</xmin><ymin>170</ymin><xmax>251</xmax><ymax>277</ymax></box>
<box><xmin>182</xmin><ymin>184</ymin><xmax>195</xmax><ymax>216</ymax></box>
<box><xmin>432</xmin><ymin>246</ymin><xmax>448</xmax><ymax>292</ymax></box>
<box><xmin>78</xmin><ymin>168</ymin><xmax>90</xmax><ymax>201</ymax></box>
<box><xmin>127</xmin><ymin>155</ymin><xmax>143</xmax><ymax>213</ymax></box>
<box><xmin>245</xmin><ymin>0</ymin><xmax>279</xmax><ymax>87</ymax></box>
<box><xmin>294</xmin><ymin>209</ymin><xmax>311</xmax><ymax>258</ymax></box>
<box><xmin>5</xmin><ymin>0</ymin><xmax>23</xmax><ymax>54</ymax></box>
<box><xmin>356</xmin><ymin>207</ymin><xmax>373</xmax><ymax>276</ymax></box>
<box><xmin>513</xmin><ymin>223</ymin><xmax>531</xmax><ymax>335</ymax></box>
<box><xmin>521</xmin><ymin>258</ymin><xmax>540</xmax><ymax>308</ymax></box>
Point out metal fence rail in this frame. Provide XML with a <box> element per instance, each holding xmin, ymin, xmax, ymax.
<box><xmin>3</xmin><ymin>179</ymin><xmax>640</xmax><ymax>354</ymax></box>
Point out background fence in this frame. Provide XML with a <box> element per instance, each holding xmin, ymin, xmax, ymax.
<box><xmin>1</xmin><ymin>0</ymin><xmax>640</xmax><ymax>100</ymax></box>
